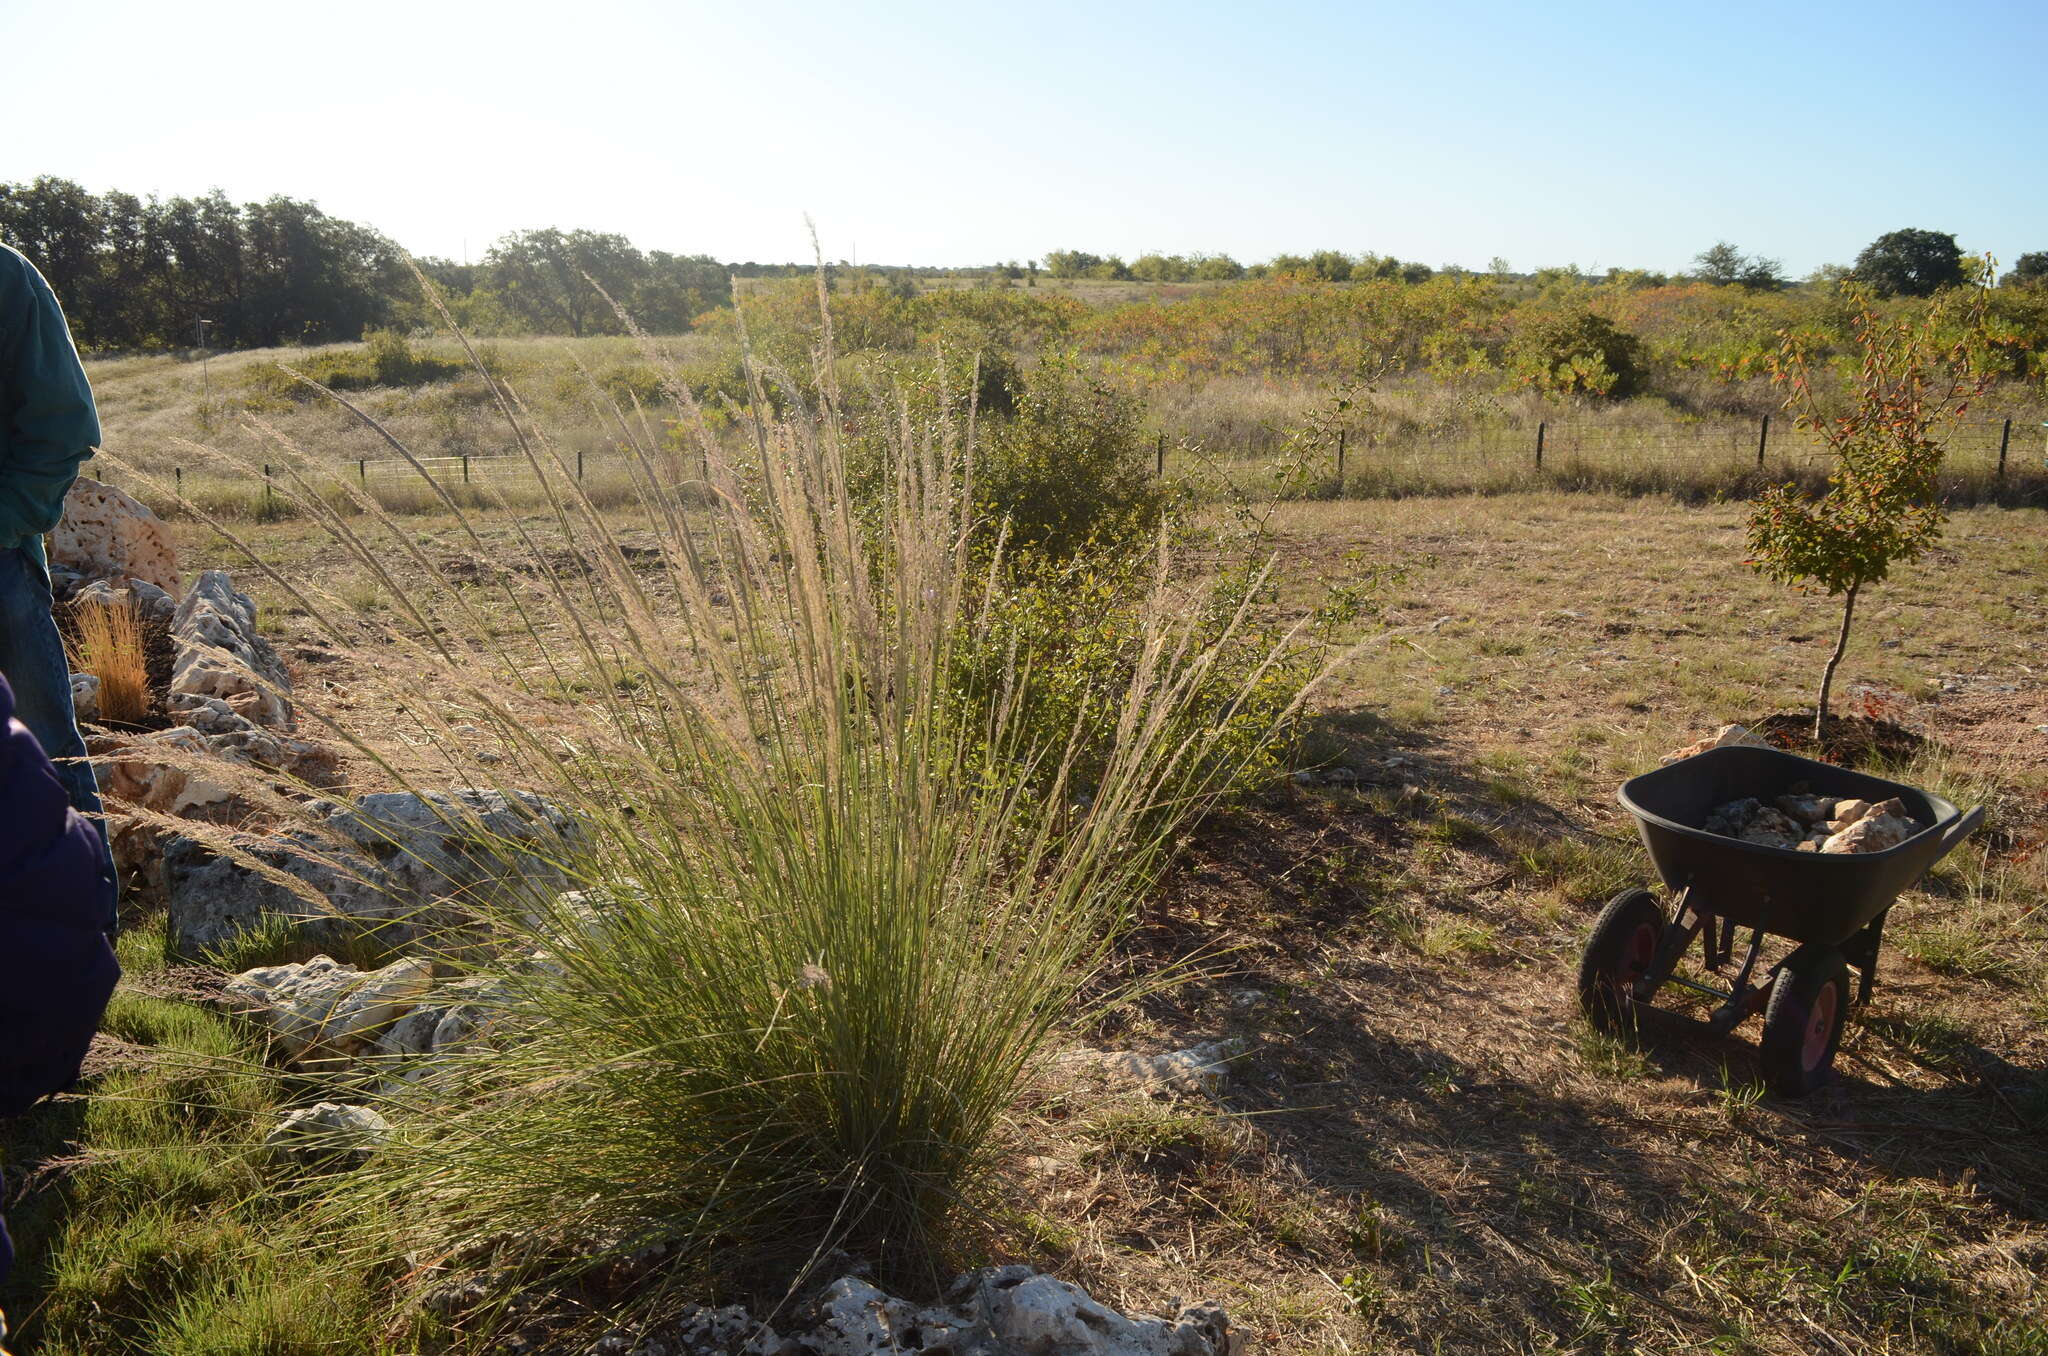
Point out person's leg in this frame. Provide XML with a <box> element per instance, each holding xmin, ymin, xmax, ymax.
<box><xmin>0</xmin><ymin>540</ymin><xmax>118</xmax><ymax>919</ymax></box>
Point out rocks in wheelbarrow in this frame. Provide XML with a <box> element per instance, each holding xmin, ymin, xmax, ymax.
<box><xmin>1815</xmin><ymin>799</ymin><xmax>1919</xmax><ymax>854</ymax></box>
<box><xmin>1702</xmin><ymin>790</ymin><xmax>1924</xmax><ymax>854</ymax></box>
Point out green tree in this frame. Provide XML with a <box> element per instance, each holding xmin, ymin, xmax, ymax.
<box><xmin>483</xmin><ymin>228</ymin><xmax>647</xmax><ymax>336</ymax></box>
<box><xmin>1043</xmin><ymin>250</ymin><xmax>1102</xmax><ymax>279</ymax></box>
<box><xmin>1192</xmin><ymin>253</ymin><xmax>1243</xmax><ymax>281</ymax></box>
<box><xmin>1308</xmin><ymin>249</ymin><xmax>1354</xmax><ymax>282</ymax></box>
<box><xmin>1507</xmin><ymin>309</ymin><xmax>1645</xmax><ymax>398</ymax></box>
<box><xmin>1852</xmin><ymin>228</ymin><xmax>1965</xmax><ymax>298</ymax></box>
<box><xmin>1129</xmin><ymin>253</ymin><xmax>1191</xmax><ymax>282</ymax></box>
<box><xmin>1750</xmin><ymin>284</ymin><xmax>1992</xmax><ymax>741</ymax></box>
<box><xmin>1694</xmin><ymin>241</ymin><xmax>1747</xmax><ymax>285</ymax></box>
<box><xmin>1694</xmin><ymin>241</ymin><xmax>1785</xmax><ymax>290</ymax></box>
<box><xmin>2002</xmin><ymin>252</ymin><xmax>2048</xmax><ymax>288</ymax></box>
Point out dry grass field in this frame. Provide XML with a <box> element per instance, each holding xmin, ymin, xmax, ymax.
<box><xmin>154</xmin><ymin>489</ymin><xmax>2047</xmax><ymax>1354</ymax></box>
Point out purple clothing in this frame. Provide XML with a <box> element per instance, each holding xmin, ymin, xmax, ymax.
<box><xmin>0</xmin><ymin>670</ymin><xmax>119</xmax><ymax>1281</ymax></box>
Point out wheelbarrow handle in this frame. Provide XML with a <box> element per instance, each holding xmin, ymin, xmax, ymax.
<box><xmin>1937</xmin><ymin>805</ymin><xmax>1986</xmax><ymax>856</ymax></box>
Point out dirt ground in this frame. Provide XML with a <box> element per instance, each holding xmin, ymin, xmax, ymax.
<box><xmin>172</xmin><ymin>492</ymin><xmax>2048</xmax><ymax>1354</ymax></box>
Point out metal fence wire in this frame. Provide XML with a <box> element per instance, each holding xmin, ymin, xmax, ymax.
<box><xmin>116</xmin><ymin>414</ymin><xmax>2047</xmax><ymax>505</ymax></box>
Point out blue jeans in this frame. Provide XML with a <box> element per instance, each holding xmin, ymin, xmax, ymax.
<box><xmin>0</xmin><ymin>538</ymin><xmax>118</xmax><ymax>909</ymax></box>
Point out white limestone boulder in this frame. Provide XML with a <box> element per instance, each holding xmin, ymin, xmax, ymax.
<box><xmin>224</xmin><ymin>955</ymin><xmax>435</xmax><ymax>1062</ymax></box>
<box><xmin>49</xmin><ymin>475</ymin><xmax>181</xmax><ymax>594</ymax></box>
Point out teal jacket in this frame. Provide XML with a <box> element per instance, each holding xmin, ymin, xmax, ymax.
<box><xmin>0</xmin><ymin>244</ymin><xmax>100</xmax><ymax>550</ymax></box>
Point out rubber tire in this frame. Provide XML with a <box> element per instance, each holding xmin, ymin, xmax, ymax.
<box><xmin>1577</xmin><ymin>888</ymin><xmax>1666</xmax><ymax>1033</ymax></box>
<box><xmin>1759</xmin><ymin>944</ymin><xmax>1850</xmax><ymax>1099</ymax></box>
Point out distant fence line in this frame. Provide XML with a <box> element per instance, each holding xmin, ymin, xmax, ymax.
<box><xmin>1156</xmin><ymin>412</ymin><xmax>2044</xmax><ymax>491</ymax></box>
<box><xmin>111</xmin><ymin>412</ymin><xmax>2048</xmax><ymax>510</ymax></box>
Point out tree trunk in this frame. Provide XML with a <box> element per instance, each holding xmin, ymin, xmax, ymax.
<box><xmin>1816</xmin><ymin>582</ymin><xmax>1860</xmax><ymax>746</ymax></box>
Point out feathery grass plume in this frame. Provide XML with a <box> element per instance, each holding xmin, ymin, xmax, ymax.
<box><xmin>104</xmin><ymin>260</ymin><xmax>1350</xmax><ymax>1336</ymax></box>
<box><xmin>70</xmin><ymin>593</ymin><xmax>150</xmax><ymax>724</ymax></box>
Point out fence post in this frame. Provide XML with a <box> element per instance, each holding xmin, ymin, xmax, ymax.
<box><xmin>1756</xmin><ymin>414</ymin><xmax>1769</xmax><ymax>467</ymax></box>
<box><xmin>1998</xmin><ymin>417</ymin><xmax>2011</xmax><ymax>478</ymax></box>
<box><xmin>577</xmin><ymin>448</ymin><xmax>585</xmax><ymax>480</ymax></box>
<box><xmin>1156</xmin><ymin>432</ymin><xmax>1165</xmax><ymax>477</ymax></box>
<box><xmin>263</xmin><ymin>464</ymin><xmax>273</xmax><ymax>511</ymax></box>
<box><xmin>1535</xmin><ymin>421</ymin><xmax>1545</xmax><ymax>470</ymax></box>
<box><xmin>175</xmin><ymin>466</ymin><xmax>183</xmax><ymax>493</ymax></box>
<box><xmin>1335</xmin><ymin>428</ymin><xmax>1346</xmax><ymax>495</ymax></box>
<box><xmin>462</xmin><ymin>454</ymin><xmax>471</xmax><ymax>484</ymax></box>
<box><xmin>359</xmin><ymin>458</ymin><xmax>367</xmax><ymax>486</ymax></box>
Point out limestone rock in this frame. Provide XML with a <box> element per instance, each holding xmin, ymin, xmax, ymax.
<box><xmin>521</xmin><ymin>1267</ymin><xmax>1237</xmax><ymax>1356</ymax></box>
<box><xmin>371</xmin><ymin>977</ymin><xmax>501</xmax><ymax>1059</ymax></box>
<box><xmin>1735</xmin><ymin>807</ymin><xmax>1805</xmax><ymax>850</ymax></box>
<box><xmin>1662</xmin><ymin>723</ymin><xmax>1768</xmax><ymax>765</ymax></box>
<box><xmin>1829</xmin><ymin>798</ymin><xmax>1874</xmax><ymax>827</ymax></box>
<box><xmin>100</xmin><ymin>704</ymin><xmax>340</xmax><ymax>817</ymax></box>
<box><xmin>102</xmin><ymin>726</ymin><xmax>239</xmax><ymax>817</ymax></box>
<box><xmin>172</xmin><ymin>570</ymin><xmax>292</xmax><ymax>729</ymax></box>
<box><xmin>164</xmin><ymin>788</ymin><xmax>581</xmax><ymax>959</ymax></box>
<box><xmin>74</xmin><ymin>576</ymin><xmax>177</xmax><ymax>628</ymax></box>
<box><xmin>69</xmin><ymin>673</ymin><xmax>99</xmax><ymax>723</ymax></box>
<box><xmin>793</xmin><ymin>1268</ymin><xmax>1234</xmax><ymax>1356</ymax></box>
<box><xmin>1775</xmin><ymin>793</ymin><xmax>1835</xmax><ymax>826</ymax></box>
<box><xmin>264</xmin><ymin>1101</ymin><xmax>390</xmax><ymax>1170</ymax></box>
<box><xmin>48</xmin><ymin>476</ymin><xmax>181</xmax><ymax>594</ymax></box>
<box><xmin>1821</xmin><ymin>801</ymin><xmax>1921</xmax><ymax>854</ymax></box>
<box><xmin>1060</xmin><ymin>1038</ymin><xmax>1248</xmax><ymax>1096</ymax></box>
<box><xmin>225</xmin><ymin>955</ymin><xmax>434</xmax><ymax>1061</ymax></box>
<box><xmin>1703</xmin><ymin>798</ymin><xmax>1762</xmax><ymax>837</ymax></box>
<box><xmin>968</xmin><ymin>1268</ymin><xmax>1234</xmax><ymax>1356</ymax></box>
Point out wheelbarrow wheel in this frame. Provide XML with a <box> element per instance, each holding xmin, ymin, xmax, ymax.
<box><xmin>1577</xmin><ymin>888</ymin><xmax>1665</xmax><ymax>1033</ymax></box>
<box><xmin>1759</xmin><ymin>945</ymin><xmax>1850</xmax><ymax>1098</ymax></box>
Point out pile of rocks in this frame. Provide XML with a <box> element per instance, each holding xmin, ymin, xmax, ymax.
<box><xmin>48</xmin><ymin>478</ymin><xmax>349</xmax><ymax>898</ymax></box>
<box><xmin>1701</xmin><ymin>792</ymin><xmax>1926</xmax><ymax>854</ymax></box>
<box><xmin>165</xmin><ymin>787</ymin><xmax>581</xmax><ymax>959</ymax></box>
<box><xmin>563</xmin><ymin>1266</ymin><xmax>1237</xmax><ymax>1356</ymax></box>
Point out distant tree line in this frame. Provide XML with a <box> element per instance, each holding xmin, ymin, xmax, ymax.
<box><xmin>0</xmin><ymin>177</ymin><xmax>410</xmax><ymax>349</ymax></box>
<box><xmin>1044</xmin><ymin>230</ymin><xmax>2048</xmax><ymax>297</ymax></box>
<box><xmin>1042</xmin><ymin>249</ymin><xmax>1435</xmax><ymax>284</ymax></box>
<box><xmin>0</xmin><ymin>178</ymin><xmax>736</xmax><ymax>350</ymax></box>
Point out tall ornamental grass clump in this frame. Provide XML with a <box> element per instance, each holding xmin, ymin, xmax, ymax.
<box><xmin>130</xmin><ymin>273</ymin><xmax>1344</xmax><ymax>1328</ymax></box>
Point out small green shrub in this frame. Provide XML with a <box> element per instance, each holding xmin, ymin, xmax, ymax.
<box><xmin>241</xmin><ymin>330</ymin><xmax>465</xmax><ymax>405</ymax></box>
<box><xmin>1507</xmin><ymin>309</ymin><xmax>1646</xmax><ymax>398</ymax></box>
<box><xmin>951</xmin><ymin>542</ymin><xmax>1340</xmax><ymax>801</ymax></box>
<box><xmin>976</xmin><ymin>352</ymin><xmax>1168</xmax><ymax>561</ymax></box>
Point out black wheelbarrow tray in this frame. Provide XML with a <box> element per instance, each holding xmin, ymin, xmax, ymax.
<box><xmin>1577</xmin><ymin>743</ymin><xmax>1983</xmax><ymax>1097</ymax></box>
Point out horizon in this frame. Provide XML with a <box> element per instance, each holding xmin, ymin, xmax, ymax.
<box><xmin>5</xmin><ymin>0</ymin><xmax>2045</xmax><ymax>276</ymax></box>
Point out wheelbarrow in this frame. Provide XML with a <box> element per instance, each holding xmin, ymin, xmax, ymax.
<box><xmin>1578</xmin><ymin>744</ymin><xmax>1983</xmax><ymax>1097</ymax></box>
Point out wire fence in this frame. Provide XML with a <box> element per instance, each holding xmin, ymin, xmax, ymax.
<box><xmin>113</xmin><ymin>413</ymin><xmax>2048</xmax><ymax>517</ymax></box>
<box><xmin>1161</xmin><ymin>412</ymin><xmax>2048</xmax><ymax>496</ymax></box>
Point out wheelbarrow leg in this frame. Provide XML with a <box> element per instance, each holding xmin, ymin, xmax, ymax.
<box><xmin>1843</xmin><ymin>906</ymin><xmax>1889</xmax><ymax>1006</ymax></box>
<box><xmin>1707</xmin><ymin>927</ymin><xmax>1769</xmax><ymax>1035</ymax></box>
<box><xmin>1711</xmin><ymin>914</ymin><xmax>1736</xmax><ymax>971</ymax></box>
<box><xmin>1632</xmin><ymin>888</ymin><xmax>1700</xmax><ymax>1004</ymax></box>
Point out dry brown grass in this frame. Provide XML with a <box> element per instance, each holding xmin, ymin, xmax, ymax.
<box><xmin>69</xmin><ymin>594</ymin><xmax>149</xmax><ymax>724</ymax></box>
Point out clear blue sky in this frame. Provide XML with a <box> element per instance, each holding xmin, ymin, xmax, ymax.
<box><xmin>4</xmin><ymin>0</ymin><xmax>2042</xmax><ymax>275</ymax></box>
